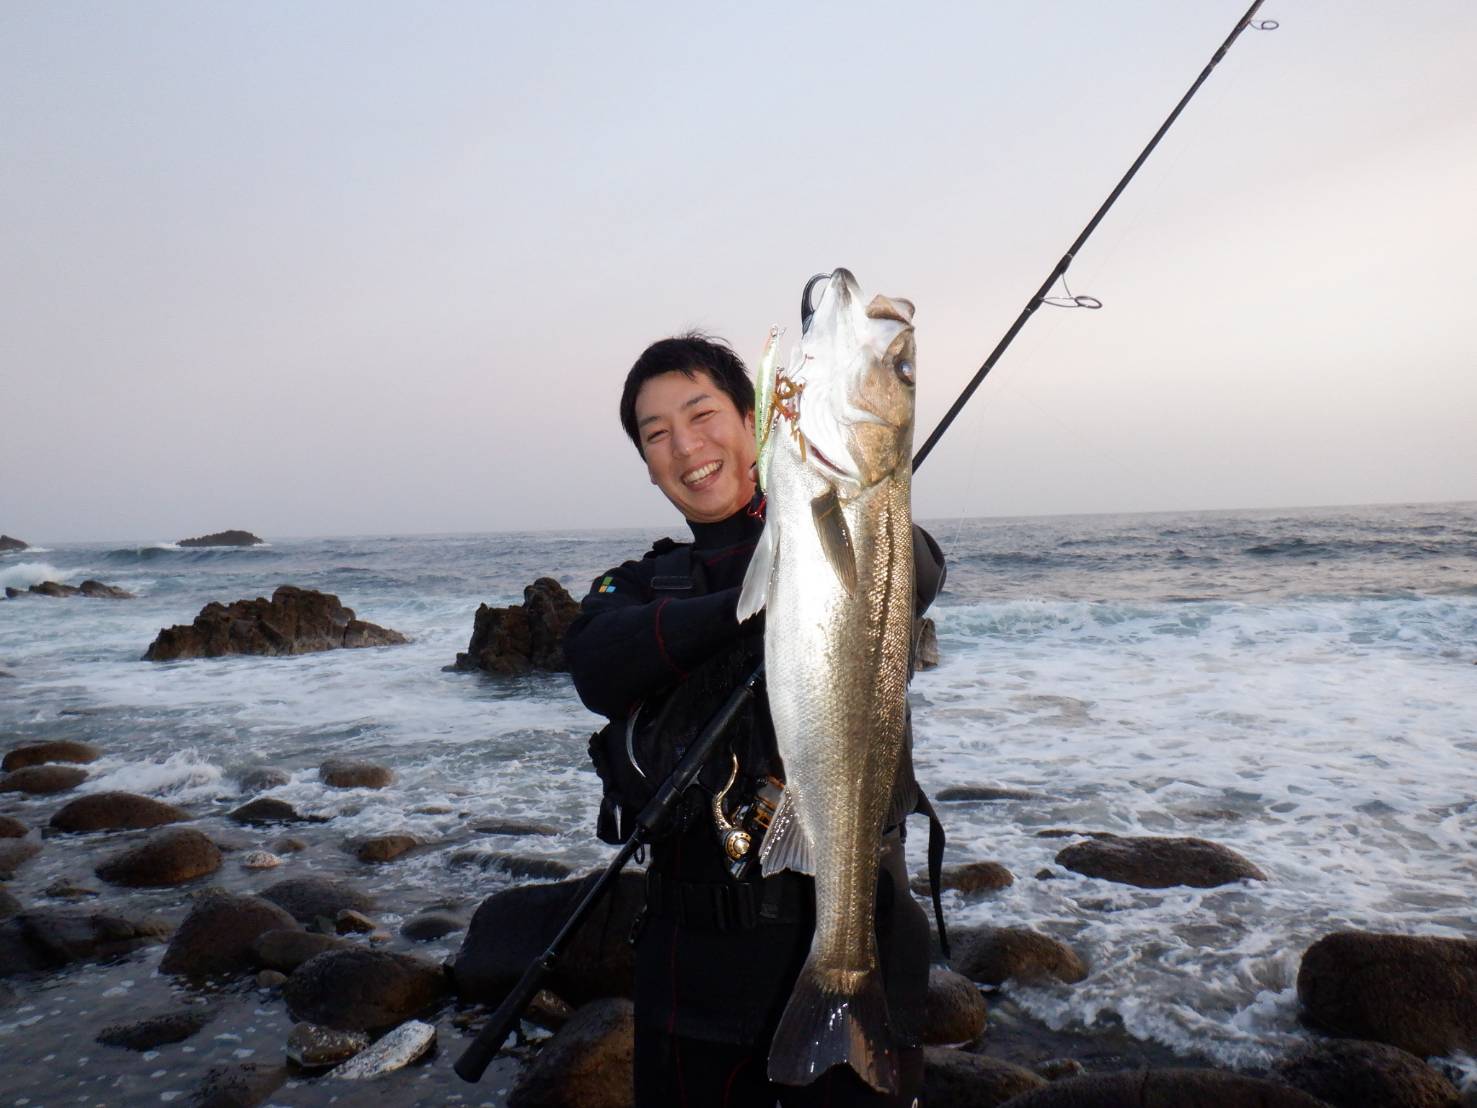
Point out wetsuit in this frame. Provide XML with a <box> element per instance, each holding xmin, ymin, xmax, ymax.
<box><xmin>565</xmin><ymin>495</ymin><xmax>945</xmax><ymax>1108</ymax></box>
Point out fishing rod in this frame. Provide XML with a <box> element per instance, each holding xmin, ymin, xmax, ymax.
<box><xmin>911</xmin><ymin>0</ymin><xmax>1276</xmax><ymax>471</ymax></box>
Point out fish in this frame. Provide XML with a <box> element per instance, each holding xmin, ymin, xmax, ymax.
<box><xmin>737</xmin><ymin>268</ymin><xmax>918</xmax><ymax>1093</ymax></box>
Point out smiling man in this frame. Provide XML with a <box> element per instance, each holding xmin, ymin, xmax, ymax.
<box><xmin>564</xmin><ymin>332</ymin><xmax>945</xmax><ymax>1107</ymax></box>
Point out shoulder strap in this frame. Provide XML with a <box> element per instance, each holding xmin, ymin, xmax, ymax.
<box><xmin>914</xmin><ymin>787</ymin><xmax>949</xmax><ymax>960</ymax></box>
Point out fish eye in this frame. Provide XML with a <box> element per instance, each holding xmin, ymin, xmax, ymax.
<box><xmin>893</xmin><ymin>359</ymin><xmax>915</xmax><ymax>385</ymax></box>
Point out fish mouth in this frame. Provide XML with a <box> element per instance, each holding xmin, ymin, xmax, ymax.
<box><xmin>807</xmin><ymin>443</ymin><xmax>852</xmax><ymax>481</ymax></box>
<box><xmin>682</xmin><ymin>460</ymin><xmax>723</xmax><ymax>488</ymax></box>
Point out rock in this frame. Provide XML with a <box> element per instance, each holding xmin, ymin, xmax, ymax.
<box><xmin>450</xmin><ymin>871</ymin><xmax>643</xmax><ymax>1006</ymax></box>
<box><xmin>912</xmin><ymin>861</ymin><xmax>1015</xmax><ymax>897</ymax></box>
<box><xmin>0</xmin><ymin>815</ymin><xmax>26</xmax><ymax>837</ymax></box>
<box><xmin>1</xmin><ymin>908</ymin><xmax>170</xmax><ymax>975</ymax></box>
<box><xmin>78</xmin><ymin>579</ymin><xmax>134</xmax><ymax>598</ymax></box>
<box><xmin>0</xmin><ymin>535</ymin><xmax>27</xmax><ymax>552</ymax></box>
<box><xmin>286</xmin><ymin>1022</ymin><xmax>369</xmax><ymax>1070</ymax></box>
<box><xmin>241</xmin><ymin>851</ymin><xmax>283</xmax><ymax>869</ymax></box>
<box><xmin>97</xmin><ymin>1008</ymin><xmax>214</xmax><ymax>1050</ymax></box>
<box><xmin>252</xmin><ymin>929</ymin><xmax>345</xmax><ymax>973</ymax></box>
<box><xmin>914</xmin><ymin>616</ymin><xmax>940</xmax><ymax>670</ymax></box>
<box><xmin>336</xmin><ymin>909</ymin><xmax>376</xmax><ymax>935</ymax></box>
<box><xmin>191</xmin><ymin>1061</ymin><xmax>287</xmax><ymax>1108</ymax></box>
<box><xmin>43</xmin><ymin>880</ymin><xmax>98</xmax><ymax>899</ymax></box>
<box><xmin>1275</xmin><ymin>1038</ymin><xmax>1460</xmax><ymax>1108</ymax></box>
<box><xmin>228</xmin><ymin>796</ymin><xmax>324</xmax><ymax>825</ymax></box>
<box><xmin>0</xmin><ymin>764</ymin><xmax>88</xmax><ymax>794</ymax></box>
<box><xmin>282</xmin><ymin>948</ymin><xmax>449</xmax><ymax>1032</ymax></box>
<box><xmin>0</xmin><ymin>838</ymin><xmax>40</xmax><ymax>878</ymax></box>
<box><xmin>50</xmin><ymin>791</ymin><xmax>191</xmax><ymax>832</ymax></box>
<box><xmin>1054</xmin><ymin>833</ymin><xmax>1267</xmax><ymax>889</ymax></box>
<box><xmin>3</xmin><ymin>739</ymin><xmax>103</xmax><ymax>771</ymax></box>
<box><xmin>1298</xmin><ymin>932</ymin><xmax>1477</xmax><ymax>1057</ymax></box>
<box><xmin>401</xmin><ymin>911</ymin><xmax>466</xmax><ymax>942</ymax></box>
<box><xmin>261</xmin><ymin>876</ymin><xmax>374</xmax><ymax>926</ymax></box>
<box><xmin>329</xmin><ymin>1019</ymin><xmax>436</xmax><ymax>1079</ymax></box>
<box><xmin>471</xmin><ymin>819</ymin><xmax>560</xmax><ymax>837</ymax></box>
<box><xmin>453</xmin><ymin>577</ymin><xmax>580</xmax><ymax>675</ymax></box>
<box><xmin>28</xmin><ymin>580</ymin><xmax>81</xmax><ymax>597</ymax></box>
<box><xmin>0</xmin><ymin>888</ymin><xmax>22</xmax><ymax>919</ymax></box>
<box><xmin>347</xmin><ymin>833</ymin><xmax>417</xmax><ymax>861</ymax></box>
<box><xmin>995</xmin><ymin>1068</ymin><xmax>1332</xmax><ymax>1107</ymax></box>
<box><xmin>143</xmin><ymin>584</ymin><xmax>407</xmax><ymax>661</ymax></box>
<box><xmin>271</xmin><ymin>836</ymin><xmax>308</xmax><ymax>854</ymax></box>
<box><xmin>96</xmin><ymin>827</ymin><xmax>222</xmax><ymax>887</ymax></box>
<box><xmin>1036</xmin><ymin>1059</ymin><xmax>1087</xmax><ymax>1081</ymax></box>
<box><xmin>177</xmin><ymin>530</ymin><xmax>264</xmax><ymax>547</ymax></box>
<box><xmin>922</xmin><ymin>1046</ymin><xmax>1047</xmax><ymax>1106</ymax></box>
<box><xmin>448</xmin><ymin>848</ymin><xmax>573</xmax><ymax>880</ymax></box>
<box><xmin>161</xmin><ymin>891</ymin><xmax>299</xmax><ymax>977</ymax></box>
<box><xmin>921</xmin><ymin>966</ymin><xmax>988</xmax><ymax>1046</ymax></box>
<box><xmin>937</xmin><ymin>785</ymin><xmax>1039</xmax><ymax>802</ymax></box>
<box><xmin>952</xmin><ymin>926</ymin><xmax>1089</xmax><ymax>987</ymax></box>
<box><xmin>319</xmin><ymin>758</ymin><xmax>394</xmax><ymax>789</ymax></box>
<box><xmin>257</xmin><ymin>970</ymin><xmax>287</xmax><ymax>988</ymax></box>
<box><xmin>508</xmin><ymin>999</ymin><xmax>634</xmax><ymax>1108</ymax></box>
<box><xmin>236</xmin><ymin>767</ymin><xmax>291</xmax><ymax>793</ymax></box>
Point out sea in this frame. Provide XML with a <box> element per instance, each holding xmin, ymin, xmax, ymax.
<box><xmin>1</xmin><ymin>499</ymin><xmax>1475</xmax><ymax>1104</ymax></box>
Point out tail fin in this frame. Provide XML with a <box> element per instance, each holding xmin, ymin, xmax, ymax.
<box><xmin>767</xmin><ymin>957</ymin><xmax>898</xmax><ymax>1094</ymax></box>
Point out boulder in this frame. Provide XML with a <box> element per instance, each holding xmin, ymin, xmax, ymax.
<box><xmin>0</xmin><ymin>535</ymin><xmax>27</xmax><ymax>552</ymax></box>
<box><xmin>3</xmin><ymin>739</ymin><xmax>103</xmax><ymax>771</ymax></box>
<box><xmin>450</xmin><ymin>871</ymin><xmax>643</xmax><ymax>1006</ymax></box>
<box><xmin>43</xmin><ymin>880</ymin><xmax>98</xmax><ymax>899</ymax></box>
<box><xmin>95</xmin><ymin>827</ymin><xmax>222</xmax><ymax>887</ymax></box>
<box><xmin>177</xmin><ymin>530</ymin><xmax>263</xmax><ymax>547</ymax></box>
<box><xmin>191</xmin><ymin>1061</ymin><xmax>287</xmax><ymax>1108</ymax></box>
<box><xmin>0</xmin><ymin>815</ymin><xmax>27</xmax><ymax>837</ymax></box>
<box><xmin>1054</xmin><ymin>833</ymin><xmax>1267</xmax><ymax>888</ymax></box>
<box><xmin>0</xmin><ymin>908</ymin><xmax>170</xmax><ymax>975</ymax></box>
<box><xmin>78</xmin><ymin>580</ymin><xmax>134</xmax><ymax>598</ymax></box>
<box><xmin>448</xmin><ymin>848</ymin><xmax>573</xmax><ymax>881</ymax></box>
<box><xmin>0</xmin><ymin>764</ymin><xmax>88</xmax><ymax>794</ymax></box>
<box><xmin>228</xmin><ymin>796</ymin><xmax>324</xmax><ymax>825</ymax></box>
<box><xmin>921</xmin><ymin>966</ymin><xmax>988</xmax><ymax>1046</ymax></box>
<box><xmin>952</xmin><ymin>926</ymin><xmax>1089</xmax><ymax>987</ymax></box>
<box><xmin>260</xmin><ymin>876</ymin><xmax>373</xmax><ymax>926</ymax></box>
<box><xmin>143</xmin><ymin>585</ymin><xmax>407</xmax><ymax>661</ymax></box>
<box><xmin>160</xmin><ymin>891</ymin><xmax>299</xmax><ymax>978</ymax></box>
<box><xmin>401</xmin><ymin>911</ymin><xmax>466</xmax><ymax>942</ymax></box>
<box><xmin>0</xmin><ymin>838</ymin><xmax>40</xmax><ymax>878</ymax></box>
<box><xmin>328</xmin><ymin>1019</ymin><xmax>436</xmax><ymax>1079</ymax></box>
<box><xmin>471</xmin><ymin>819</ymin><xmax>560</xmax><ymax>837</ymax></box>
<box><xmin>912</xmin><ymin>861</ymin><xmax>1015</xmax><ymax>897</ymax></box>
<box><xmin>992</xmin><ymin>1068</ymin><xmax>1331</xmax><ymax>1107</ymax></box>
<box><xmin>452</xmin><ymin>577</ymin><xmax>580</xmax><ymax>675</ymax></box>
<box><xmin>937</xmin><ymin>785</ymin><xmax>1039</xmax><ymax>802</ymax></box>
<box><xmin>50</xmin><ymin>791</ymin><xmax>191</xmax><ymax>832</ymax></box>
<box><xmin>319</xmin><ymin>758</ymin><xmax>393</xmax><ymax>789</ymax></box>
<box><xmin>271</xmin><ymin>836</ymin><xmax>308</xmax><ymax>854</ymax></box>
<box><xmin>257</xmin><ymin>970</ymin><xmax>287</xmax><ymax>988</ymax></box>
<box><xmin>0</xmin><ymin>888</ymin><xmax>22</xmax><ymax>919</ymax></box>
<box><xmin>335</xmin><ymin>909</ymin><xmax>376</xmax><ymax>935</ymax></box>
<box><xmin>1297</xmin><ymin>932</ymin><xmax>1477</xmax><ymax>1057</ymax></box>
<box><xmin>252</xmin><ymin>929</ymin><xmax>346</xmax><ymax>973</ymax></box>
<box><xmin>282</xmin><ymin>948</ymin><xmax>448</xmax><ymax>1032</ymax></box>
<box><xmin>241</xmin><ymin>851</ymin><xmax>282</xmax><ymax>869</ymax></box>
<box><xmin>922</xmin><ymin>1047</ymin><xmax>1047</xmax><ymax>1106</ymax></box>
<box><xmin>27</xmin><ymin>581</ymin><xmax>81</xmax><ymax>597</ymax></box>
<box><xmin>236</xmin><ymin>767</ymin><xmax>291</xmax><ymax>793</ymax></box>
<box><xmin>96</xmin><ymin>1008</ymin><xmax>214</xmax><ymax>1050</ymax></box>
<box><xmin>1275</xmin><ymin>1038</ymin><xmax>1460</xmax><ymax>1108</ymax></box>
<box><xmin>508</xmin><ymin>999</ymin><xmax>635</xmax><ymax>1108</ymax></box>
<box><xmin>286</xmin><ymin>1022</ymin><xmax>368</xmax><ymax>1070</ymax></box>
<box><xmin>914</xmin><ymin>616</ymin><xmax>940</xmax><ymax>670</ymax></box>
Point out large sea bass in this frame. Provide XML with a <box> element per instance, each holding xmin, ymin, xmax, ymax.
<box><xmin>738</xmin><ymin>268</ymin><xmax>919</xmax><ymax>1093</ymax></box>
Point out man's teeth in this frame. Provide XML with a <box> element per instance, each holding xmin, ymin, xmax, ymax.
<box><xmin>683</xmin><ymin>461</ymin><xmax>721</xmax><ymax>485</ymax></box>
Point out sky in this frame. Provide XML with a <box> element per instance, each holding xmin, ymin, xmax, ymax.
<box><xmin>2</xmin><ymin>1</ymin><xmax>1474</xmax><ymax>543</ymax></box>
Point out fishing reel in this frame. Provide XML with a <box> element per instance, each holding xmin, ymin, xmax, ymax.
<box><xmin>711</xmin><ymin>755</ymin><xmax>785</xmax><ymax>880</ymax></box>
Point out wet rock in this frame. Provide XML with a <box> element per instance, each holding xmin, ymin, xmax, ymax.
<box><xmin>271</xmin><ymin>836</ymin><xmax>308</xmax><ymax>854</ymax></box>
<box><xmin>257</xmin><ymin>970</ymin><xmax>287</xmax><ymax>988</ymax></box>
<box><xmin>97</xmin><ymin>1007</ymin><xmax>214</xmax><ymax>1050</ymax></box>
<box><xmin>0</xmin><ymin>535</ymin><xmax>26</xmax><ymax>552</ymax></box>
<box><xmin>241</xmin><ymin>851</ymin><xmax>282</xmax><ymax>869</ymax></box>
<box><xmin>921</xmin><ymin>966</ymin><xmax>988</xmax><ymax>1046</ymax></box>
<box><xmin>450</xmin><ymin>871</ymin><xmax>642</xmax><ymax>1006</ymax></box>
<box><xmin>471</xmin><ymin>819</ymin><xmax>560</xmax><ymax>837</ymax></box>
<box><xmin>952</xmin><ymin>926</ymin><xmax>1089</xmax><ymax>987</ymax></box>
<box><xmin>1054</xmin><ymin>833</ymin><xmax>1267</xmax><ymax>889</ymax></box>
<box><xmin>286</xmin><ymin>1022</ymin><xmax>368</xmax><ymax>1070</ymax></box>
<box><xmin>252</xmin><ymin>929</ymin><xmax>345</xmax><ymax>973</ymax></box>
<box><xmin>0</xmin><ymin>838</ymin><xmax>40</xmax><ymax>878</ymax></box>
<box><xmin>161</xmin><ymin>890</ymin><xmax>299</xmax><ymax>978</ymax></box>
<box><xmin>329</xmin><ymin>1019</ymin><xmax>436</xmax><ymax>1079</ymax></box>
<box><xmin>914</xmin><ymin>616</ymin><xmax>940</xmax><ymax>670</ymax></box>
<box><xmin>78</xmin><ymin>579</ymin><xmax>134</xmax><ymax>598</ymax></box>
<box><xmin>261</xmin><ymin>876</ymin><xmax>373</xmax><ymax>926</ymax></box>
<box><xmin>912</xmin><ymin>861</ymin><xmax>1015</xmax><ymax>897</ymax></box>
<box><xmin>937</xmin><ymin>784</ymin><xmax>1038</xmax><ymax>802</ymax></box>
<box><xmin>50</xmin><ymin>791</ymin><xmax>191</xmax><ymax>832</ymax></box>
<box><xmin>43</xmin><ymin>880</ymin><xmax>98</xmax><ymax>899</ymax></box>
<box><xmin>3</xmin><ymin>739</ymin><xmax>103</xmax><ymax>771</ymax></box>
<box><xmin>527</xmin><ymin>989</ymin><xmax>576</xmax><ymax>1031</ymax></box>
<box><xmin>448</xmin><ymin>848</ymin><xmax>573</xmax><ymax>880</ymax></box>
<box><xmin>191</xmin><ymin>1061</ymin><xmax>287</xmax><ymax>1108</ymax></box>
<box><xmin>282</xmin><ymin>948</ymin><xmax>449</xmax><ymax>1032</ymax></box>
<box><xmin>0</xmin><ymin>815</ymin><xmax>26</xmax><ymax>837</ymax></box>
<box><xmin>144</xmin><ymin>584</ymin><xmax>407</xmax><ymax>661</ymax></box>
<box><xmin>347</xmin><ymin>833</ymin><xmax>418</xmax><ymax>862</ymax></box>
<box><xmin>508</xmin><ymin>999</ymin><xmax>634</xmax><ymax>1108</ymax></box>
<box><xmin>0</xmin><ymin>908</ymin><xmax>171</xmax><ymax>975</ymax></box>
<box><xmin>335</xmin><ymin>909</ymin><xmax>376</xmax><ymax>935</ymax></box>
<box><xmin>1298</xmin><ymin>931</ymin><xmax>1477</xmax><ymax>1057</ymax></box>
<box><xmin>922</xmin><ymin>1046</ymin><xmax>1047</xmax><ymax>1106</ymax></box>
<box><xmin>319</xmin><ymin>758</ymin><xmax>393</xmax><ymax>789</ymax></box>
<box><xmin>24</xmin><ymin>581</ymin><xmax>81</xmax><ymax>597</ymax></box>
<box><xmin>453</xmin><ymin>577</ymin><xmax>580</xmax><ymax>675</ymax></box>
<box><xmin>0</xmin><ymin>888</ymin><xmax>21</xmax><ymax>919</ymax></box>
<box><xmin>96</xmin><ymin>827</ymin><xmax>222</xmax><ymax>887</ymax></box>
<box><xmin>236</xmin><ymin>767</ymin><xmax>291</xmax><ymax>793</ymax></box>
<box><xmin>1275</xmin><ymin>1038</ymin><xmax>1460</xmax><ymax>1108</ymax></box>
<box><xmin>401</xmin><ymin>911</ymin><xmax>466</xmax><ymax>942</ymax></box>
<box><xmin>1036</xmin><ymin>1059</ymin><xmax>1087</xmax><ymax>1081</ymax></box>
<box><xmin>0</xmin><ymin>764</ymin><xmax>87</xmax><ymax>794</ymax></box>
<box><xmin>996</xmin><ymin>1068</ymin><xmax>1331</xmax><ymax>1107</ymax></box>
<box><xmin>228</xmin><ymin>796</ymin><xmax>324</xmax><ymax>825</ymax></box>
<box><xmin>177</xmin><ymin>530</ymin><xmax>263</xmax><ymax>547</ymax></box>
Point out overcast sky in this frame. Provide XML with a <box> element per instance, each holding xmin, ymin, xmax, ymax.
<box><xmin>3</xmin><ymin>1</ymin><xmax>1474</xmax><ymax>543</ymax></box>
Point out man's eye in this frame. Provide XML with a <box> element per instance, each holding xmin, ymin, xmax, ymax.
<box><xmin>646</xmin><ymin>430</ymin><xmax>668</xmax><ymax>444</ymax></box>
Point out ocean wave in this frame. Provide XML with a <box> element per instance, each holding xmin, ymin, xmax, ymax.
<box><xmin>0</xmin><ymin>561</ymin><xmax>68</xmax><ymax>591</ymax></box>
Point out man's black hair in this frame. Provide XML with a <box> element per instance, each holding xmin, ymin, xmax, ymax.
<box><xmin>620</xmin><ymin>332</ymin><xmax>755</xmax><ymax>455</ymax></box>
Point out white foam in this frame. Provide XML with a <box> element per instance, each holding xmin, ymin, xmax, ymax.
<box><xmin>83</xmin><ymin>749</ymin><xmax>223</xmax><ymax>802</ymax></box>
<box><xmin>0</xmin><ymin>562</ymin><xmax>68</xmax><ymax>590</ymax></box>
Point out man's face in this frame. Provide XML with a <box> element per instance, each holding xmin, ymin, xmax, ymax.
<box><xmin>634</xmin><ymin>369</ymin><xmax>757</xmax><ymax>523</ymax></box>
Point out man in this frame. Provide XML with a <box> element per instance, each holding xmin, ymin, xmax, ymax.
<box><xmin>565</xmin><ymin>333</ymin><xmax>944</xmax><ymax>1107</ymax></box>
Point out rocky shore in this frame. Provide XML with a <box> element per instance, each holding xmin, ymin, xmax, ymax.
<box><xmin>2</xmin><ymin>730</ymin><xmax>1472</xmax><ymax>1108</ymax></box>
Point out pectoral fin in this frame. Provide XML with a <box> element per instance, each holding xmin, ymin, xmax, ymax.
<box><xmin>736</xmin><ymin>518</ymin><xmax>776</xmax><ymax>621</ymax></box>
<box><xmin>758</xmin><ymin>790</ymin><xmax>814</xmax><ymax>876</ymax></box>
<box><xmin>811</xmin><ymin>487</ymin><xmax>857</xmax><ymax>595</ymax></box>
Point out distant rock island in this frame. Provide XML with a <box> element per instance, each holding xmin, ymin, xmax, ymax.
<box><xmin>6</xmin><ymin>580</ymin><xmax>134</xmax><ymax>600</ymax></box>
<box><xmin>0</xmin><ymin>535</ymin><xmax>28</xmax><ymax>552</ymax></box>
<box><xmin>145</xmin><ymin>585</ymin><xmax>407</xmax><ymax>661</ymax></box>
<box><xmin>177</xmin><ymin>530</ymin><xmax>263</xmax><ymax>548</ymax></box>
